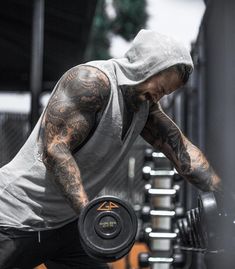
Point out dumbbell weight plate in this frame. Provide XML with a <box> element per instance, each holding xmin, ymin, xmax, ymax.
<box><xmin>177</xmin><ymin>219</ymin><xmax>186</xmax><ymax>246</ymax></box>
<box><xmin>78</xmin><ymin>196</ymin><xmax>138</xmax><ymax>262</ymax></box>
<box><xmin>186</xmin><ymin>211</ymin><xmax>197</xmax><ymax>247</ymax></box>
<box><xmin>177</xmin><ymin>218</ymin><xmax>190</xmax><ymax>247</ymax></box>
<box><xmin>192</xmin><ymin>208</ymin><xmax>206</xmax><ymax>249</ymax></box>
<box><xmin>198</xmin><ymin>192</ymin><xmax>218</xmax><ymax>249</ymax></box>
<box><xmin>190</xmin><ymin>209</ymin><xmax>201</xmax><ymax>247</ymax></box>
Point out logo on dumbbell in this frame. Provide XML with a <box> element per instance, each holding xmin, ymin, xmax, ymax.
<box><xmin>97</xmin><ymin>201</ymin><xmax>119</xmax><ymax>211</ymax></box>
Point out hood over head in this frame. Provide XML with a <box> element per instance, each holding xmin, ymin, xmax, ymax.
<box><xmin>110</xmin><ymin>29</ymin><xmax>194</xmax><ymax>86</ymax></box>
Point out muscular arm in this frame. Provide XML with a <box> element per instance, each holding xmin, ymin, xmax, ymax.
<box><xmin>141</xmin><ymin>102</ymin><xmax>221</xmax><ymax>192</ymax></box>
<box><xmin>41</xmin><ymin>66</ymin><xmax>110</xmax><ymax>214</ymax></box>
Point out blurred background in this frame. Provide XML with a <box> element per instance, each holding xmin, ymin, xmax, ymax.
<box><xmin>0</xmin><ymin>0</ymin><xmax>235</xmax><ymax>268</ymax></box>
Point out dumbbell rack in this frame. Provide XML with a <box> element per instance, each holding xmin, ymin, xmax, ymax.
<box><xmin>139</xmin><ymin>149</ymin><xmax>185</xmax><ymax>269</ymax></box>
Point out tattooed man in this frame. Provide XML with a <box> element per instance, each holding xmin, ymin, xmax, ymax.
<box><xmin>0</xmin><ymin>30</ymin><xmax>220</xmax><ymax>268</ymax></box>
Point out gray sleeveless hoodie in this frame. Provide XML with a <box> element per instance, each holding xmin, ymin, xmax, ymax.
<box><xmin>0</xmin><ymin>30</ymin><xmax>193</xmax><ymax>231</ymax></box>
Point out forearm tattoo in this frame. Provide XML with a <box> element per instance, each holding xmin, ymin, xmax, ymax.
<box><xmin>141</xmin><ymin>103</ymin><xmax>221</xmax><ymax>192</ymax></box>
<box><xmin>183</xmin><ymin>142</ymin><xmax>221</xmax><ymax>192</ymax></box>
<box><xmin>40</xmin><ymin>66</ymin><xmax>110</xmax><ymax>213</ymax></box>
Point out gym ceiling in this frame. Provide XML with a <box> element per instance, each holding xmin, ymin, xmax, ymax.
<box><xmin>0</xmin><ymin>0</ymin><xmax>97</xmax><ymax>92</ymax></box>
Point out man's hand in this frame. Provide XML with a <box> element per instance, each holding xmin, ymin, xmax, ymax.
<box><xmin>39</xmin><ymin>65</ymin><xmax>110</xmax><ymax>214</ymax></box>
<box><xmin>141</xmin><ymin>102</ymin><xmax>221</xmax><ymax>192</ymax></box>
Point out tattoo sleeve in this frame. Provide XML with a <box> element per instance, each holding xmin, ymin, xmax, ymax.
<box><xmin>41</xmin><ymin>66</ymin><xmax>110</xmax><ymax>214</ymax></box>
<box><xmin>141</xmin><ymin>103</ymin><xmax>221</xmax><ymax>192</ymax></box>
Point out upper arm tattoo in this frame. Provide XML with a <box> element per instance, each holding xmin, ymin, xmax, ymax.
<box><xmin>42</xmin><ymin>65</ymin><xmax>110</xmax><ymax>155</ymax></box>
<box><xmin>39</xmin><ymin>66</ymin><xmax>110</xmax><ymax>211</ymax></box>
<box><xmin>141</xmin><ymin>102</ymin><xmax>221</xmax><ymax>192</ymax></box>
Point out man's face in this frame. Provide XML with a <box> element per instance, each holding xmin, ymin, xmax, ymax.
<box><xmin>135</xmin><ymin>69</ymin><xmax>184</xmax><ymax>103</ymax></box>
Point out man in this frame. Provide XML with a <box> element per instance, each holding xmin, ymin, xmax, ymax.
<box><xmin>0</xmin><ymin>29</ymin><xmax>220</xmax><ymax>268</ymax></box>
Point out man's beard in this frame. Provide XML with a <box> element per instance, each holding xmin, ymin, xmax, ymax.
<box><xmin>121</xmin><ymin>86</ymin><xmax>145</xmax><ymax>112</ymax></box>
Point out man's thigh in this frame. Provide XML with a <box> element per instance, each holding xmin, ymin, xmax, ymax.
<box><xmin>0</xmin><ymin>228</ymin><xmax>43</xmax><ymax>269</ymax></box>
<box><xmin>45</xmin><ymin>221</ymin><xmax>109</xmax><ymax>269</ymax></box>
<box><xmin>0</xmin><ymin>229</ymin><xmax>16</xmax><ymax>268</ymax></box>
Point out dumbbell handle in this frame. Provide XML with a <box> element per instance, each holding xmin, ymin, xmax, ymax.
<box><xmin>148</xmin><ymin>257</ymin><xmax>174</xmax><ymax>263</ymax></box>
<box><xmin>139</xmin><ymin>252</ymin><xmax>184</xmax><ymax>267</ymax></box>
<box><xmin>152</xmin><ymin>152</ymin><xmax>166</xmax><ymax>158</ymax></box>
<box><xmin>139</xmin><ymin>228</ymin><xmax>177</xmax><ymax>244</ymax></box>
<box><xmin>150</xmin><ymin>169</ymin><xmax>175</xmax><ymax>176</ymax></box>
<box><xmin>147</xmin><ymin>188</ymin><xmax>177</xmax><ymax>196</ymax></box>
<box><xmin>148</xmin><ymin>231</ymin><xmax>177</xmax><ymax>239</ymax></box>
<box><xmin>179</xmin><ymin>246</ymin><xmax>207</xmax><ymax>252</ymax></box>
<box><xmin>150</xmin><ymin>209</ymin><xmax>176</xmax><ymax>217</ymax></box>
<box><xmin>140</xmin><ymin>206</ymin><xmax>176</xmax><ymax>222</ymax></box>
<box><xmin>142</xmin><ymin>168</ymin><xmax>175</xmax><ymax>177</ymax></box>
<box><xmin>142</xmin><ymin>165</ymin><xmax>183</xmax><ymax>181</ymax></box>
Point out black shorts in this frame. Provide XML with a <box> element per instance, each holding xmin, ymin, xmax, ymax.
<box><xmin>0</xmin><ymin>220</ymin><xmax>109</xmax><ymax>269</ymax></box>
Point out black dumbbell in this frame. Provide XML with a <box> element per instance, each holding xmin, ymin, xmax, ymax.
<box><xmin>198</xmin><ymin>191</ymin><xmax>235</xmax><ymax>254</ymax></box>
<box><xmin>78</xmin><ymin>196</ymin><xmax>137</xmax><ymax>262</ymax></box>
<box><xmin>197</xmin><ymin>192</ymin><xmax>226</xmax><ymax>251</ymax></box>
<box><xmin>138</xmin><ymin>251</ymin><xmax>185</xmax><ymax>268</ymax></box>
<box><xmin>177</xmin><ymin>193</ymin><xmax>226</xmax><ymax>252</ymax></box>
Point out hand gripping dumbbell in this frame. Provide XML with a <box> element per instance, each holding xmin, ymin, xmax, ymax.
<box><xmin>78</xmin><ymin>196</ymin><xmax>137</xmax><ymax>262</ymax></box>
